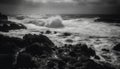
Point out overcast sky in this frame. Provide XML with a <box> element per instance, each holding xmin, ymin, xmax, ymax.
<box><xmin>0</xmin><ymin>0</ymin><xmax>120</xmax><ymax>14</ymax></box>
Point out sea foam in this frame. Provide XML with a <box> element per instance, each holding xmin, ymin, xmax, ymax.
<box><xmin>45</xmin><ymin>16</ymin><xmax>64</xmax><ymax>28</ymax></box>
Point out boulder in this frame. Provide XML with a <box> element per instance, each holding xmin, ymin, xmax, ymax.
<box><xmin>0</xmin><ymin>12</ymin><xmax>8</xmax><ymax>21</ymax></box>
<box><xmin>0</xmin><ymin>42</ymin><xmax>18</xmax><ymax>54</ymax></box>
<box><xmin>72</xmin><ymin>44</ymin><xmax>96</xmax><ymax>57</ymax></box>
<box><xmin>15</xmin><ymin>53</ymin><xmax>37</xmax><ymax>69</ymax></box>
<box><xmin>23</xmin><ymin>34</ymin><xmax>54</xmax><ymax>47</ymax></box>
<box><xmin>95</xmin><ymin>17</ymin><xmax>120</xmax><ymax>23</ymax></box>
<box><xmin>25</xmin><ymin>42</ymin><xmax>53</xmax><ymax>56</ymax></box>
<box><xmin>63</xmin><ymin>32</ymin><xmax>71</xmax><ymax>36</ymax></box>
<box><xmin>0</xmin><ymin>21</ymin><xmax>27</xmax><ymax>32</ymax></box>
<box><xmin>0</xmin><ymin>54</ymin><xmax>15</xmax><ymax>69</ymax></box>
<box><xmin>0</xmin><ymin>34</ymin><xmax>117</xmax><ymax>69</ymax></box>
<box><xmin>113</xmin><ymin>43</ymin><xmax>120</xmax><ymax>51</ymax></box>
<box><xmin>23</xmin><ymin>34</ymin><xmax>55</xmax><ymax>56</ymax></box>
<box><xmin>0</xmin><ymin>34</ymin><xmax>56</xmax><ymax>69</ymax></box>
<box><xmin>16</xmin><ymin>16</ymin><xmax>25</xmax><ymax>20</ymax></box>
<box><xmin>45</xmin><ymin>30</ymin><xmax>51</xmax><ymax>34</ymax></box>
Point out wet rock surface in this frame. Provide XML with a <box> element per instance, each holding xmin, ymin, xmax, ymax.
<box><xmin>113</xmin><ymin>43</ymin><xmax>120</xmax><ymax>51</ymax></box>
<box><xmin>0</xmin><ymin>12</ymin><xmax>8</xmax><ymax>21</ymax></box>
<box><xmin>0</xmin><ymin>13</ymin><xmax>27</xmax><ymax>32</ymax></box>
<box><xmin>0</xmin><ymin>34</ymin><xmax>117</xmax><ymax>69</ymax></box>
<box><xmin>95</xmin><ymin>16</ymin><xmax>120</xmax><ymax>23</ymax></box>
<box><xmin>0</xmin><ymin>21</ymin><xmax>27</xmax><ymax>32</ymax></box>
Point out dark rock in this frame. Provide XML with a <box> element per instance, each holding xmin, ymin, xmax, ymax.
<box><xmin>45</xmin><ymin>30</ymin><xmax>51</xmax><ymax>34</ymax></box>
<box><xmin>94</xmin><ymin>55</ymin><xmax>100</xmax><ymax>60</ymax></box>
<box><xmin>0</xmin><ymin>13</ymin><xmax>26</xmax><ymax>32</ymax></box>
<box><xmin>0</xmin><ymin>21</ymin><xmax>27</xmax><ymax>32</ymax></box>
<box><xmin>25</xmin><ymin>42</ymin><xmax>53</xmax><ymax>56</ymax></box>
<box><xmin>0</xmin><ymin>34</ymin><xmax>117</xmax><ymax>69</ymax></box>
<box><xmin>54</xmin><ymin>31</ymin><xmax>57</xmax><ymax>34</ymax></box>
<box><xmin>65</xmin><ymin>39</ymin><xmax>73</xmax><ymax>43</ymax></box>
<box><xmin>0</xmin><ymin>42</ymin><xmax>18</xmax><ymax>54</ymax></box>
<box><xmin>40</xmin><ymin>31</ymin><xmax>44</xmax><ymax>34</ymax></box>
<box><xmin>0</xmin><ymin>13</ymin><xmax>8</xmax><ymax>21</ymax></box>
<box><xmin>15</xmin><ymin>53</ymin><xmax>37</xmax><ymax>69</ymax></box>
<box><xmin>74</xmin><ymin>62</ymin><xmax>83</xmax><ymax>67</ymax></box>
<box><xmin>23</xmin><ymin>34</ymin><xmax>55</xmax><ymax>57</ymax></box>
<box><xmin>47</xmin><ymin>59</ymin><xmax>66</xmax><ymax>69</ymax></box>
<box><xmin>80</xmin><ymin>59</ymin><xmax>104</xmax><ymax>69</ymax></box>
<box><xmin>63</xmin><ymin>32</ymin><xmax>71</xmax><ymax>36</ymax></box>
<box><xmin>0</xmin><ymin>54</ymin><xmax>15</xmax><ymax>69</ymax></box>
<box><xmin>23</xmin><ymin>34</ymin><xmax>54</xmax><ymax>47</ymax></box>
<box><xmin>16</xmin><ymin>16</ymin><xmax>25</xmax><ymax>20</ymax></box>
<box><xmin>0</xmin><ymin>34</ymin><xmax>24</xmax><ymax>48</ymax></box>
<box><xmin>47</xmin><ymin>61</ymin><xmax>56</xmax><ymax>68</ymax></box>
<box><xmin>73</xmin><ymin>44</ymin><xmax>96</xmax><ymax>57</ymax></box>
<box><xmin>99</xmin><ymin>62</ymin><xmax>116</xmax><ymax>69</ymax></box>
<box><xmin>102</xmin><ymin>48</ymin><xmax>110</xmax><ymax>52</ymax></box>
<box><xmin>69</xmin><ymin>51</ymin><xmax>77</xmax><ymax>57</ymax></box>
<box><xmin>95</xmin><ymin>17</ymin><xmax>120</xmax><ymax>23</ymax></box>
<box><xmin>25</xmin><ymin>43</ymin><xmax>44</xmax><ymax>56</ymax></box>
<box><xmin>113</xmin><ymin>43</ymin><xmax>120</xmax><ymax>51</ymax></box>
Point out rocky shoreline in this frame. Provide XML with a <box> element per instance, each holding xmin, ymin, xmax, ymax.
<box><xmin>0</xmin><ymin>33</ymin><xmax>118</xmax><ymax>69</ymax></box>
<box><xmin>0</xmin><ymin>13</ymin><xmax>26</xmax><ymax>32</ymax></box>
<box><xmin>0</xmin><ymin>12</ymin><xmax>120</xmax><ymax>69</ymax></box>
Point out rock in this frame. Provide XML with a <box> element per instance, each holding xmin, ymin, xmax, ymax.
<box><xmin>47</xmin><ymin>59</ymin><xmax>66</xmax><ymax>69</ymax></box>
<box><xmin>47</xmin><ymin>61</ymin><xmax>56</xmax><ymax>68</ymax></box>
<box><xmin>113</xmin><ymin>43</ymin><xmax>120</xmax><ymax>51</ymax></box>
<box><xmin>0</xmin><ymin>34</ymin><xmax>56</xmax><ymax>69</ymax></box>
<box><xmin>73</xmin><ymin>44</ymin><xmax>96</xmax><ymax>57</ymax></box>
<box><xmin>0</xmin><ymin>12</ymin><xmax>8</xmax><ymax>21</ymax></box>
<box><xmin>94</xmin><ymin>55</ymin><xmax>100</xmax><ymax>60</ymax></box>
<box><xmin>23</xmin><ymin>34</ymin><xmax>54</xmax><ymax>47</ymax></box>
<box><xmin>0</xmin><ymin>21</ymin><xmax>27</xmax><ymax>32</ymax></box>
<box><xmin>0</xmin><ymin>35</ymin><xmax>21</xmax><ymax>54</ymax></box>
<box><xmin>45</xmin><ymin>16</ymin><xmax>64</xmax><ymax>28</ymax></box>
<box><xmin>79</xmin><ymin>59</ymin><xmax>104</xmax><ymax>69</ymax></box>
<box><xmin>95</xmin><ymin>17</ymin><xmax>120</xmax><ymax>23</ymax></box>
<box><xmin>23</xmin><ymin>34</ymin><xmax>55</xmax><ymax>56</ymax></box>
<box><xmin>16</xmin><ymin>16</ymin><xmax>25</xmax><ymax>20</ymax></box>
<box><xmin>0</xmin><ymin>13</ymin><xmax>26</xmax><ymax>32</ymax></box>
<box><xmin>45</xmin><ymin>30</ymin><xmax>51</xmax><ymax>34</ymax></box>
<box><xmin>63</xmin><ymin>32</ymin><xmax>71</xmax><ymax>36</ymax></box>
<box><xmin>0</xmin><ymin>54</ymin><xmax>15</xmax><ymax>69</ymax></box>
<box><xmin>102</xmin><ymin>48</ymin><xmax>110</xmax><ymax>52</ymax></box>
<box><xmin>0</xmin><ymin>34</ymin><xmax>117</xmax><ymax>69</ymax></box>
<box><xmin>54</xmin><ymin>31</ymin><xmax>57</xmax><ymax>34</ymax></box>
<box><xmin>65</xmin><ymin>39</ymin><xmax>73</xmax><ymax>43</ymax></box>
<box><xmin>40</xmin><ymin>31</ymin><xmax>44</xmax><ymax>34</ymax></box>
<box><xmin>0</xmin><ymin>42</ymin><xmax>18</xmax><ymax>54</ymax></box>
<box><xmin>25</xmin><ymin>42</ymin><xmax>53</xmax><ymax>56</ymax></box>
<box><xmin>15</xmin><ymin>53</ymin><xmax>37</xmax><ymax>69</ymax></box>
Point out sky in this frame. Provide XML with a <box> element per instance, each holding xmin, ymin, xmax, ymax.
<box><xmin>0</xmin><ymin>0</ymin><xmax>120</xmax><ymax>14</ymax></box>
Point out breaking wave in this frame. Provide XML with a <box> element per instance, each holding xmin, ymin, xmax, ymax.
<box><xmin>45</xmin><ymin>16</ymin><xmax>64</xmax><ymax>28</ymax></box>
<box><xmin>8</xmin><ymin>15</ymin><xmax>120</xmax><ymax>37</ymax></box>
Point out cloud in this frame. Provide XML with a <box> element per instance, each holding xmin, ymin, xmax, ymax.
<box><xmin>0</xmin><ymin>0</ymin><xmax>120</xmax><ymax>14</ymax></box>
<box><xmin>25</xmin><ymin>0</ymin><xmax>75</xmax><ymax>3</ymax></box>
<box><xmin>0</xmin><ymin>0</ymin><xmax>119</xmax><ymax>6</ymax></box>
<box><xmin>0</xmin><ymin>0</ymin><xmax>22</xmax><ymax>5</ymax></box>
<box><xmin>74</xmin><ymin>0</ymin><xmax>120</xmax><ymax>5</ymax></box>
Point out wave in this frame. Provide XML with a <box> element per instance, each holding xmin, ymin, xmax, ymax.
<box><xmin>45</xmin><ymin>16</ymin><xmax>64</xmax><ymax>28</ymax></box>
<box><xmin>8</xmin><ymin>15</ymin><xmax>120</xmax><ymax>37</ymax></box>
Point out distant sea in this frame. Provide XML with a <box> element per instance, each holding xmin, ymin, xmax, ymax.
<box><xmin>60</xmin><ymin>14</ymin><xmax>120</xmax><ymax>18</ymax></box>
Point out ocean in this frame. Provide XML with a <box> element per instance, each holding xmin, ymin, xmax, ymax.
<box><xmin>1</xmin><ymin>14</ymin><xmax>120</xmax><ymax>69</ymax></box>
<box><xmin>6</xmin><ymin>14</ymin><xmax>120</xmax><ymax>37</ymax></box>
